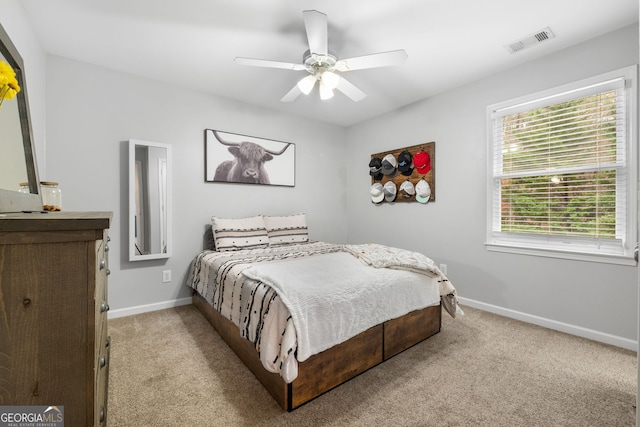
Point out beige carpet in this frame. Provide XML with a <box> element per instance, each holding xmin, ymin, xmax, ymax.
<box><xmin>107</xmin><ymin>304</ymin><xmax>636</xmax><ymax>426</ymax></box>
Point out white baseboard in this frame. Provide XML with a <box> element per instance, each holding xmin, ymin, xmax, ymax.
<box><xmin>108</xmin><ymin>297</ymin><xmax>192</xmax><ymax>319</ymax></box>
<box><xmin>458</xmin><ymin>297</ymin><xmax>638</xmax><ymax>352</ymax></box>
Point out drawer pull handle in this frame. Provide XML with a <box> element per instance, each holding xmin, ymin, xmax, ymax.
<box><xmin>99</xmin><ymin>356</ymin><xmax>106</xmax><ymax>368</ymax></box>
<box><xmin>100</xmin><ymin>301</ymin><xmax>110</xmax><ymax>313</ymax></box>
<box><xmin>100</xmin><ymin>407</ymin><xmax>105</xmax><ymax>423</ymax></box>
<box><xmin>100</xmin><ymin>259</ymin><xmax>106</xmax><ymax>270</ymax></box>
<box><xmin>107</xmin><ymin>269</ymin><xmax>111</xmax><ymax>276</ymax></box>
<box><xmin>105</xmin><ymin>245</ymin><xmax>109</xmax><ymax>252</ymax></box>
<box><xmin>105</xmin><ymin>336</ymin><xmax>110</xmax><ymax>348</ymax></box>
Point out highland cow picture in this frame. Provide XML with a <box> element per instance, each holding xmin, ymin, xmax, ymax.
<box><xmin>205</xmin><ymin>129</ymin><xmax>295</xmax><ymax>187</ymax></box>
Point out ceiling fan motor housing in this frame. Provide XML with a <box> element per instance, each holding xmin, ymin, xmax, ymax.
<box><xmin>303</xmin><ymin>49</ymin><xmax>338</xmax><ymax>75</ymax></box>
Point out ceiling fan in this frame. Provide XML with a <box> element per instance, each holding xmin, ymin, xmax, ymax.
<box><xmin>234</xmin><ymin>9</ymin><xmax>408</xmax><ymax>102</ymax></box>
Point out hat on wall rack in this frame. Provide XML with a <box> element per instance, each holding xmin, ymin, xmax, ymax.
<box><xmin>369</xmin><ymin>157</ymin><xmax>383</xmax><ymax>181</ymax></box>
<box><xmin>381</xmin><ymin>153</ymin><xmax>397</xmax><ymax>176</ymax></box>
<box><xmin>399</xmin><ymin>180</ymin><xmax>415</xmax><ymax>199</ymax></box>
<box><xmin>397</xmin><ymin>150</ymin><xmax>414</xmax><ymax>176</ymax></box>
<box><xmin>413</xmin><ymin>150</ymin><xmax>431</xmax><ymax>175</ymax></box>
<box><xmin>370</xmin><ymin>182</ymin><xmax>384</xmax><ymax>203</ymax></box>
<box><xmin>415</xmin><ymin>178</ymin><xmax>431</xmax><ymax>203</ymax></box>
<box><xmin>383</xmin><ymin>181</ymin><xmax>397</xmax><ymax>202</ymax></box>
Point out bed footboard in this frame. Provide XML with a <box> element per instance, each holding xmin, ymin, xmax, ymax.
<box><xmin>192</xmin><ymin>293</ymin><xmax>441</xmax><ymax>410</ymax></box>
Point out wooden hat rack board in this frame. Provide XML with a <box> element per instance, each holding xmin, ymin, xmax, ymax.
<box><xmin>370</xmin><ymin>142</ymin><xmax>435</xmax><ymax>204</ymax></box>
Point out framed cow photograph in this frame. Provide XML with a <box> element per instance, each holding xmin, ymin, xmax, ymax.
<box><xmin>205</xmin><ymin>129</ymin><xmax>295</xmax><ymax>187</ymax></box>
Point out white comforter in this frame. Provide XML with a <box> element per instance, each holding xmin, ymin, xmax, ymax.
<box><xmin>344</xmin><ymin>243</ymin><xmax>461</xmax><ymax>316</ymax></box>
<box><xmin>242</xmin><ymin>251</ymin><xmax>441</xmax><ymax>362</ymax></box>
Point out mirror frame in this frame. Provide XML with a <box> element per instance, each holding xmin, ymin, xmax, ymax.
<box><xmin>0</xmin><ymin>23</ymin><xmax>42</xmax><ymax>212</ymax></box>
<box><xmin>129</xmin><ymin>139</ymin><xmax>172</xmax><ymax>261</ymax></box>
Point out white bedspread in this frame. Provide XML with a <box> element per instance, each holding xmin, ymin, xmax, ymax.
<box><xmin>241</xmin><ymin>251</ymin><xmax>441</xmax><ymax>362</ymax></box>
<box><xmin>344</xmin><ymin>243</ymin><xmax>462</xmax><ymax>317</ymax></box>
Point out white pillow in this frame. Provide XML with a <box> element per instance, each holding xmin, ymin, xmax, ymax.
<box><xmin>263</xmin><ymin>214</ymin><xmax>309</xmax><ymax>245</ymax></box>
<box><xmin>211</xmin><ymin>216</ymin><xmax>269</xmax><ymax>252</ymax></box>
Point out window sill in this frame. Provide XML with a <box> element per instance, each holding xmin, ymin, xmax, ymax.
<box><xmin>485</xmin><ymin>242</ymin><xmax>637</xmax><ymax>266</ymax></box>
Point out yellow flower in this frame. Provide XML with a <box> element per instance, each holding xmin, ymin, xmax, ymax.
<box><xmin>0</xmin><ymin>60</ymin><xmax>21</xmax><ymax>107</ymax></box>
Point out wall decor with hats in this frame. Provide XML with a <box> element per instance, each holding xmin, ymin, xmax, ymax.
<box><xmin>369</xmin><ymin>142</ymin><xmax>435</xmax><ymax>204</ymax></box>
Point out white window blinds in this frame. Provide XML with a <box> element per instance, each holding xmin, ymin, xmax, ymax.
<box><xmin>486</xmin><ymin>67</ymin><xmax>637</xmax><ymax>263</ymax></box>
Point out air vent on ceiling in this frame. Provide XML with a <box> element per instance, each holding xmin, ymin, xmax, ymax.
<box><xmin>505</xmin><ymin>27</ymin><xmax>555</xmax><ymax>54</ymax></box>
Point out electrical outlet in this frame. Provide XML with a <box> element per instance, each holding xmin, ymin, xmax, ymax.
<box><xmin>162</xmin><ymin>270</ymin><xmax>172</xmax><ymax>283</ymax></box>
<box><xmin>439</xmin><ymin>264</ymin><xmax>448</xmax><ymax>275</ymax></box>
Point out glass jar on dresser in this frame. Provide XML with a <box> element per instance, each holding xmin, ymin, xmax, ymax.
<box><xmin>0</xmin><ymin>212</ymin><xmax>112</xmax><ymax>426</ymax></box>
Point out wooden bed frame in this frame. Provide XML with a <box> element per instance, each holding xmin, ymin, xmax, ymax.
<box><xmin>192</xmin><ymin>293</ymin><xmax>442</xmax><ymax>411</ymax></box>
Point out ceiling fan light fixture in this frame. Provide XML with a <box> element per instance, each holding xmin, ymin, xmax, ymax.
<box><xmin>321</xmin><ymin>70</ymin><xmax>340</xmax><ymax>90</ymax></box>
<box><xmin>297</xmin><ymin>75</ymin><xmax>317</xmax><ymax>95</ymax></box>
<box><xmin>235</xmin><ymin>10</ymin><xmax>407</xmax><ymax>103</ymax></box>
<box><xmin>319</xmin><ymin>80</ymin><xmax>334</xmax><ymax>100</ymax></box>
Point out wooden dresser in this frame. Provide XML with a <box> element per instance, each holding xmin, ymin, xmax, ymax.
<box><xmin>0</xmin><ymin>211</ymin><xmax>112</xmax><ymax>426</ymax></box>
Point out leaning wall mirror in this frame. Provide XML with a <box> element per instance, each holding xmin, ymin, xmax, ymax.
<box><xmin>0</xmin><ymin>23</ymin><xmax>42</xmax><ymax>212</ymax></box>
<box><xmin>129</xmin><ymin>140</ymin><xmax>172</xmax><ymax>261</ymax></box>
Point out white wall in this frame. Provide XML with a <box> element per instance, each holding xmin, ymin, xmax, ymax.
<box><xmin>44</xmin><ymin>55</ymin><xmax>347</xmax><ymax>314</ymax></box>
<box><xmin>345</xmin><ymin>23</ymin><xmax>639</xmax><ymax>347</ymax></box>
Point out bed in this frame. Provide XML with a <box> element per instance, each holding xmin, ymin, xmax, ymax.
<box><xmin>186</xmin><ymin>214</ymin><xmax>460</xmax><ymax>410</ymax></box>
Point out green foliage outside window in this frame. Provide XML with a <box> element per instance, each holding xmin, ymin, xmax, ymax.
<box><xmin>498</xmin><ymin>91</ymin><xmax>618</xmax><ymax>238</ymax></box>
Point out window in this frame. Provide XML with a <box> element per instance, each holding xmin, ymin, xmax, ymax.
<box><xmin>486</xmin><ymin>66</ymin><xmax>637</xmax><ymax>265</ymax></box>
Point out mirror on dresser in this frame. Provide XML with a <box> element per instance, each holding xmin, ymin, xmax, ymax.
<box><xmin>0</xmin><ymin>23</ymin><xmax>42</xmax><ymax>212</ymax></box>
<box><xmin>129</xmin><ymin>139</ymin><xmax>172</xmax><ymax>261</ymax></box>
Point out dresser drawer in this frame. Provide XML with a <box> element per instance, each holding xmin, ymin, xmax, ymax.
<box><xmin>95</xmin><ymin>234</ymin><xmax>109</xmax><ymax>306</ymax></box>
<box><xmin>94</xmin><ymin>232</ymin><xmax>110</xmax><ymax>426</ymax></box>
<box><xmin>96</xmin><ymin>317</ymin><xmax>108</xmax><ymax>375</ymax></box>
<box><xmin>95</xmin><ymin>335</ymin><xmax>110</xmax><ymax>426</ymax></box>
<box><xmin>94</xmin><ymin>235</ymin><xmax>109</xmax><ymax>354</ymax></box>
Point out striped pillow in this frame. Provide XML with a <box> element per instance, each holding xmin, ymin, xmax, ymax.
<box><xmin>211</xmin><ymin>216</ymin><xmax>269</xmax><ymax>252</ymax></box>
<box><xmin>263</xmin><ymin>214</ymin><xmax>309</xmax><ymax>246</ymax></box>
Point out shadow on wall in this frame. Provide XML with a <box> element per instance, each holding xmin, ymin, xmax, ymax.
<box><xmin>203</xmin><ymin>224</ymin><xmax>214</xmax><ymax>251</ymax></box>
<box><xmin>445</xmin><ymin>260</ymin><xmax>510</xmax><ymax>310</ymax></box>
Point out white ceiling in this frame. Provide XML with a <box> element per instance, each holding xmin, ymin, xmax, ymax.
<box><xmin>20</xmin><ymin>0</ymin><xmax>639</xmax><ymax>127</ymax></box>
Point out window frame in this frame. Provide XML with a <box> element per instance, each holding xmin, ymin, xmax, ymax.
<box><xmin>486</xmin><ymin>66</ymin><xmax>638</xmax><ymax>265</ymax></box>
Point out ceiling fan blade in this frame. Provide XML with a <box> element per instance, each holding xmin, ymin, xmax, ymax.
<box><xmin>335</xmin><ymin>49</ymin><xmax>408</xmax><ymax>72</ymax></box>
<box><xmin>281</xmin><ymin>84</ymin><xmax>303</xmax><ymax>102</ymax></box>
<box><xmin>235</xmin><ymin>57</ymin><xmax>306</xmax><ymax>71</ymax></box>
<box><xmin>336</xmin><ymin>77</ymin><xmax>367</xmax><ymax>102</ymax></box>
<box><xmin>303</xmin><ymin>10</ymin><xmax>328</xmax><ymax>56</ymax></box>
